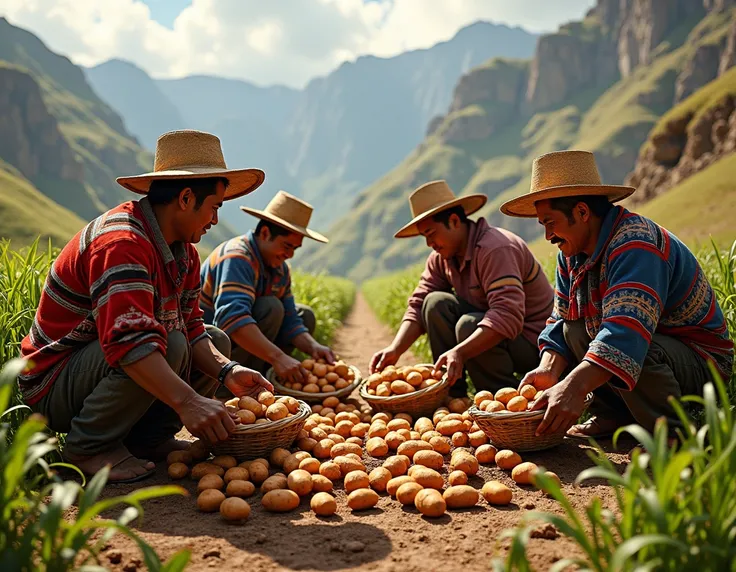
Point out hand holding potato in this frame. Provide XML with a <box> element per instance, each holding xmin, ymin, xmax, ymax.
<box><xmin>369</xmin><ymin>346</ymin><xmax>400</xmax><ymax>374</ymax></box>
<box><xmin>310</xmin><ymin>342</ymin><xmax>336</xmax><ymax>365</ymax></box>
<box><xmin>434</xmin><ymin>348</ymin><xmax>463</xmax><ymax>385</ymax></box>
<box><xmin>224</xmin><ymin>364</ymin><xmax>274</xmax><ymax>397</ymax></box>
<box><xmin>177</xmin><ymin>393</ymin><xmax>237</xmax><ymax>444</ymax></box>
<box><xmin>273</xmin><ymin>354</ymin><xmax>309</xmax><ymax>384</ymax></box>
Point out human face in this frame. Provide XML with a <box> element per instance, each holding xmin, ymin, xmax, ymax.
<box><xmin>416</xmin><ymin>215</ymin><xmax>465</xmax><ymax>260</ymax></box>
<box><xmin>535</xmin><ymin>199</ymin><xmax>594</xmax><ymax>258</ymax></box>
<box><xmin>258</xmin><ymin>228</ymin><xmax>304</xmax><ymax>268</ymax></box>
<box><xmin>177</xmin><ymin>180</ymin><xmax>226</xmax><ymax>244</ymax></box>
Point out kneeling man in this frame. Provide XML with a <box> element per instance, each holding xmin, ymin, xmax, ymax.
<box><xmin>501</xmin><ymin>150</ymin><xmax>734</xmax><ymax>437</ymax></box>
<box><xmin>370</xmin><ymin>180</ymin><xmax>555</xmax><ymax>397</ymax></box>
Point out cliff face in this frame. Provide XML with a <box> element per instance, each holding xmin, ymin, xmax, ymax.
<box><xmin>0</xmin><ymin>66</ymin><xmax>83</xmax><ymax>184</ymax></box>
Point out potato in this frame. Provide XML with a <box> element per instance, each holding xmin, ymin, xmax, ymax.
<box><xmin>303</xmin><ymin>383</ymin><xmax>320</xmax><ymax>393</ymax></box>
<box><xmin>531</xmin><ymin>470</ymin><xmax>561</xmax><ymax>491</ymax></box>
<box><xmin>424</xmin><ymin>436</ymin><xmax>448</xmax><ymax>456</ymax></box>
<box><xmin>256</xmin><ymin>390</ymin><xmax>275</xmax><ymax>406</ymax></box>
<box><xmin>387</xmin><ymin>475</ymin><xmax>416</xmax><ymax>497</ymax></box>
<box><xmin>350</xmin><ymin>423</ymin><xmax>369</xmax><ymax>438</ymax></box>
<box><xmin>219</xmin><ymin>497</ymin><xmax>251</xmax><ymax>522</ymax></box>
<box><xmin>284</xmin><ymin>451</ymin><xmax>312</xmax><ymax>474</ymax></box>
<box><xmin>312</xmin><ymin>438</ymin><xmax>335</xmax><ymax>459</ymax></box>
<box><xmin>166</xmin><ymin>450</ymin><xmax>193</xmax><ymax>466</ymax></box>
<box><xmin>347</xmin><ymin>488</ymin><xmax>379</xmax><ymax>511</ymax></box>
<box><xmin>252</xmin><ymin>458</ymin><xmax>270</xmax><ymax>469</ymax></box>
<box><xmin>297</xmin><ymin>457</ymin><xmax>320</xmax><ymax>474</ymax></box>
<box><xmin>260</xmin><ymin>475</ymin><xmax>288</xmax><ymax>494</ymax></box>
<box><xmin>226</xmin><ymin>479</ymin><xmax>255</xmax><ymax>498</ymax></box>
<box><xmin>197</xmin><ymin>489</ymin><xmax>225</xmax><ymax>512</ymax></box>
<box><xmin>396</xmin><ymin>482</ymin><xmax>424</xmax><ymax>505</ymax></box>
<box><xmin>443</xmin><ymin>485</ymin><xmax>479</xmax><ymax>509</ymax></box>
<box><xmin>473</xmin><ymin>390</ymin><xmax>493</xmax><ymax>406</ymax></box>
<box><xmin>451</xmin><ymin>432</ymin><xmax>469</xmax><ymax>447</ymax></box>
<box><xmin>330</xmin><ymin>442</ymin><xmax>362</xmax><ymax>459</ymax></box>
<box><xmin>381</xmin><ymin>431</ymin><xmax>403</xmax><ymax>451</ymax></box>
<box><xmin>414</xmin><ymin>488</ymin><xmax>446</xmax><ymax>518</ymax></box>
<box><xmin>448</xmin><ymin>398</ymin><xmax>467</xmax><ymax>414</ymax></box>
<box><xmin>334</xmin><ymin>455</ymin><xmax>365</xmax><ymax>477</ymax></box>
<box><xmin>387</xmin><ymin>418</ymin><xmax>411</xmax><ymax>432</ymax></box>
<box><xmin>519</xmin><ymin>384</ymin><xmax>537</xmax><ymax>400</ymax></box>
<box><xmin>322</xmin><ymin>396</ymin><xmax>339</xmax><ymax>408</ymax></box>
<box><xmin>312</xmin><ymin>474</ymin><xmax>334</xmax><ymax>493</ymax></box>
<box><xmin>382</xmin><ymin>455</ymin><xmax>408</xmax><ymax>477</ymax></box>
<box><xmin>369</xmin><ymin>467</ymin><xmax>393</xmax><ymax>492</ymax></box>
<box><xmin>211</xmin><ymin>455</ymin><xmax>237</xmax><ymax>470</ymax></box>
<box><xmin>368</xmin><ymin>423</ymin><xmax>388</xmax><ymax>439</ymax></box>
<box><xmin>248</xmin><ymin>462</ymin><xmax>270</xmax><ymax>484</ymax></box>
<box><xmin>450</xmin><ymin>451</ymin><xmax>480</xmax><ymax>475</ymax></box>
<box><xmin>344</xmin><ymin>470</ymin><xmax>371</xmax><ymax>493</ymax></box>
<box><xmin>366</xmin><ymin>437</ymin><xmax>389</xmax><ymax>457</ymax></box>
<box><xmin>496</xmin><ymin>450</ymin><xmax>523</xmax><ymax>470</ymax></box>
<box><xmin>397</xmin><ymin>439</ymin><xmax>433</xmax><ymax>460</ymax></box>
<box><xmin>506</xmin><ymin>396</ymin><xmax>529</xmax><ymax>412</ymax></box>
<box><xmin>319</xmin><ymin>461</ymin><xmax>342</xmax><ymax>481</ymax></box>
<box><xmin>236</xmin><ymin>409</ymin><xmax>257</xmax><ymax>424</ymax></box>
<box><xmin>482</xmin><ymin>481</ymin><xmax>513</xmax><ymax>505</ymax></box>
<box><xmin>262</xmin><ymin>489</ymin><xmax>300</xmax><ymax>512</ymax></box>
<box><xmin>414</xmin><ymin>417</ymin><xmax>435</xmax><ymax>435</ymax></box>
<box><xmin>475</xmin><ymin>444</ymin><xmax>498</xmax><ymax>464</ymax></box>
<box><xmin>279</xmin><ymin>396</ymin><xmax>300</xmax><ymax>414</ymax></box>
<box><xmin>167</xmin><ymin>462</ymin><xmax>189</xmax><ymax>479</ymax></box>
<box><xmin>266</xmin><ymin>402</ymin><xmax>288</xmax><ymax>421</ymax></box>
<box><xmin>421</xmin><ymin>430</ymin><xmax>441</xmax><ymax>443</ymax></box>
<box><xmin>412</xmin><ymin>449</ymin><xmax>443</xmax><ymax>471</ymax></box>
<box><xmin>333</xmin><ymin>420</ymin><xmax>353</xmax><ymax>438</ymax></box>
<box><xmin>511</xmin><ymin>461</ymin><xmax>539</xmax><ymax>485</ymax></box>
<box><xmin>294</xmin><ymin>437</ymin><xmax>316</xmax><ymax>453</ymax></box>
<box><xmin>485</xmin><ymin>401</ymin><xmax>506</xmax><ymax>412</ymax></box>
<box><xmin>187</xmin><ymin>439</ymin><xmax>210</xmax><ymax>462</ymax></box>
<box><xmin>287</xmin><ymin>469</ymin><xmax>314</xmax><ymax>496</ymax></box>
<box><xmin>494</xmin><ymin>388</ymin><xmax>519</xmax><ymax>405</ymax></box>
<box><xmin>310</xmin><ymin>491</ymin><xmax>337</xmax><ymax>516</ymax></box>
<box><xmin>410</xmin><ymin>466</ymin><xmax>444</xmax><ymax>490</ymax></box>
<box><xmin>224</xmin><ymin>467</ymin><xmax>250</xmax><ymax>484</ymax></box>
<box><xmin>313</xmin><ymin>363</ymin><xmax>328</xmax><ymax>377</ymax></box>
<box><xmin>390</xmin><ymin>380</ymin><xmax>414</xmax><ymax>395</ymax></box>
<box><xmin>436</xmin><ymin>419</ymin><xmax>465</xmax><ymax>436</ymax></box>
<box><xmin>448</xmin><ymin>470</ymin><xmax>468</xmax><ymax>486</ymax></box>
<box><xmin>191</xmin><ymin>462</ymin><xmax>224</xmax><ymax>480</ymax></box>
<box><xmin>468</xmin><ymin>430</ymin><xmax>488</xmax><ymax>447</ymax></box>
<box><xmin>302</xmin><ymin>359</ymin><xmax>315</xmax><ymax>370</ymax></box>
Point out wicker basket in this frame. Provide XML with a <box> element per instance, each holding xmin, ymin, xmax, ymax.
<box><xmin>266</xmin><ymin>365</ymin><xmax>362</xmax><ymax>404</ymax></box>
<box><xmin>359</xmin><ymin>364</ymin><xmax>452</xmax><ymax>418</ymax></box>
<box><xmin>211</xmin><ymin>398</ymin><xmax>311</xmax><ymax>460</ymax></box>
<box><xmin>469</xmin><ymin>393</ymin><xmax>594</xmax><ymax>452</ymax></box>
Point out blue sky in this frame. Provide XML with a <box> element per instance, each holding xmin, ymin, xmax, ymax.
<box><xmin>142</xmin><ymin>0</ymin><xmax>192</xmax><ymax>28</ymax></box>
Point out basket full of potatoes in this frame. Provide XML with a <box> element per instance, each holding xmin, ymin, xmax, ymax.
<box><xmin>359</xmin><ymin>363</ymin><xmax>451</xmax><ymax>418</ymax></box>
<box><xmin>267</xmin><ymin>358</ymin><xmax>362</xmax><ymax>403</ymax></box>
<box><xmin>211</xmin><ymin>390</ymin><xmax>311</xmax><ymax>460</ymax></box>
<box><xmin>467</xmin><ymin>380</ymin><xmax>593</xmax><ymax>452</ymax></box>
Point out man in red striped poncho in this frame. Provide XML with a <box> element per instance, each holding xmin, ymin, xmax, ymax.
<box><xmin>18</xmin><ymin>130</ymin><xmax>274</xmax><ymax>483</ymax></box>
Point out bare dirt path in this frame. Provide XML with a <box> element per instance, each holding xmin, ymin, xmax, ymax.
<box><xmin>95</xmin><ymin>293</ymin><xmax>629</xmax><ymax>572</ymax></box>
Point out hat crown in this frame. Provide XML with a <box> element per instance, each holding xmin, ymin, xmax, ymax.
<box><xmin>531</xmin><ymin>150</ymin><xmax>602</xmax><ymax>193</ymax></box>
<box><xmin>153</xmin><ymin>130</ymin><xmax>228</xmax><ymax>172</ymax></box>
<box><xmin>409</xmin><ymin>180</ymin><xmax>456</xmax><ymax>218</ymax></box>
<box><xmin>265</xmin><ymin>191</ymin><xmax>313</xmax><ymax>228</ymax></box>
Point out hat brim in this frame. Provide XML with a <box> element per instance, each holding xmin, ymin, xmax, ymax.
<box><xmin>394</xmin><ymin>194</ymin><xmax>488</xmax><ymax>238</ymax></box>
<box><xmin>499</xmin><ymin>184</ymin><xmax>636</xmax><ymax>218</ymax></box>
<box><xmin>116</xmin><ymin>166</ymin><xmax>266</xmax><ymax>202</ymax></box>
<box><xmin>239</xmin><ymin>206</ymin><xmax>329</xmax><ymax>243</ymax></box>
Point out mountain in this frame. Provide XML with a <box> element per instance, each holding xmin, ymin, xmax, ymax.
<box><xmin>296</xmin><ymin>0</ymin><xmax>736</xmax><ymax>282</ymax></box>
<box><xmin>0</xmin><ymin>18</ymin><xmax>237</xmax><ymax>252</ymax></box>
<box><xmin>84</xmin><ymin>21</ymin><xmax>538</xmax><ymax>229</ymax></box>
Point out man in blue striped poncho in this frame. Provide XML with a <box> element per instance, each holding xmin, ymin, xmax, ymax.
<box><xmin>500</xmin><ymin>150</ymin><xmax>733</xmax><ymax>440</ymax></box>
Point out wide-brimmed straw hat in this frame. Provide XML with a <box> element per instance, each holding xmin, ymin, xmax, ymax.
<box><xmin>394</xmin><ymin>180</ymin><xmax>487</xmax><ymax>238</ymax></box>
<box><xmin>240</xmin><ymin>191</ymin><xmax>328</xmax><ymax>243</ymax></box>
<box><xmin>500</xmin><ymin>150</ymin><xmax>635</xmax><ymax>218</ymax></box>
<box><xmin>116</xmin><ymin>129</ymin><xmax>265</xmax><ymax>201</ymax></box>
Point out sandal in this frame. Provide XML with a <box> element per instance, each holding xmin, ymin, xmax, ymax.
<box><xmin>566</xmin><ymin>416</ymin><xmax>621</xmax><ymax>440</ymax></box>
<box><xmin>63</xmin><ymin>447</ymin><xmax>156</xmax><ymax>484</ymax></box>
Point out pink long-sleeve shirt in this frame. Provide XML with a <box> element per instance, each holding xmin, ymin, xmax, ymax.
<box><xmin>402</xmin><ymin>219</ymin><xmax>554</xmax><ymax>345</ymax></box>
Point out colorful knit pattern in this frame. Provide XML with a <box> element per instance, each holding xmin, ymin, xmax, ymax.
<box><xmin>539</xmin><ymin>206</ymin><xmax>733</xmax><ymax>389</ymax></box>
<box><xmin>200</xmin><ymin>231</ymin><xmax>307</xmax><ymax>342</ymax></box>
<box><xmin>19</xmin><ymin>198</ymin><xmax>208</xmax><ymax>404</ymax></box>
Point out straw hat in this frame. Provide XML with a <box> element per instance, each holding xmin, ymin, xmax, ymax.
<box><xmin>116</xmin><ymin>129</ymin><xmax>265</xmax><ymax>201</ymax></box>
<box><xmin>394</xmin><ymin>180</ymin><xmax>487</xmax><ymax>238</ymax></box>
<box><xmin>500</xmin><ymin>150</ymin><xmax>635</xmax><ymax>218</ymax></box>
<box><xmin>240</xmin><ymin>191</ymin><xmax>328</xmax><ymax>243</ymax></box>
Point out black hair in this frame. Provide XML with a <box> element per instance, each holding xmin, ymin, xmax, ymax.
<box><xmin>255</xmin><ymin>219</ymin><xmax>292</xmax><ymax>240</ymax></box>
<box><xmin>547</xmin><ymin>195</ymin><xmax>613</xmax><ymax>224</ymax></box>
<box><xmin>147</xmin><ymin>177</ymin><xmax>229</xmax><ymax>209</ymax></box>
<box><xmin>431</xmin><ymin>205</ymin><xmax>468</xmax><ymax>229</ymax></box>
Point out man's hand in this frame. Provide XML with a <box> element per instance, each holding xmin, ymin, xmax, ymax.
<box><xmin>530</xmin><ymin>379</ymin><xmax>587</xmax><ymax>436</ymax></box>
<box><xmin>224</xmin><ymin>364</ymin><xmax>274</xmax><ymax>398</ymax></box>
<box><xmin>310</xmin><ymin>342</ymin><xmax>336</xmax><ymax>365</ymax></box>
<box><xmin>518</xmin><ymin>365</ymin><xmax>559</xmax><ymax>392</ymax></box>
<box><xmin>434</xmin><ymin>349</ymin><xmax>463</xmax><ymax>385</ymax></box>
<box><xmin>369</xmin><ymin>346</ymin><xmax>400</xmax><ymax>374</ymax></box>
<box><xmin>273</xmin><ymin>353</ymin><xmax>309</xmax><ymax>384</ymax></box>
<box><xmin>176</xmin><ymin>393</ymin><xmax>238</xmax><ymax>444</ymax></box>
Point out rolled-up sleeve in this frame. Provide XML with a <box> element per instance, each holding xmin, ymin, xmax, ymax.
<box><xmin>402</xmin><ymin>253</ymin><xmax>452</xmax><ymax>331</ymax></box>
<box><xmin>538</xmin><ymin>252</ymin><xmax>575</xmax><ymax>364</ymax></box>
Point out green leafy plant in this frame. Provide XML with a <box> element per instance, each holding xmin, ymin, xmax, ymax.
<box><xmin>0</xmin><ymin>358</ymin><xmax>191</xmax><ymax>571</ymax></box>
<box><xmin>492</xmin><ymin>363</ymin><xmax>736</xmax><ymax>571</ymax></box>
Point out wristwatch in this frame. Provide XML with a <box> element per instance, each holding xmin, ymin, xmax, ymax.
<box><xmin>217</xmin><ymin>360</ymin><xmax>239</xmax><ymax>385</ymax></box>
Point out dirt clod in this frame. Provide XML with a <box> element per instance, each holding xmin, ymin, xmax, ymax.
<box><xmin>531</xmin><ymin>524</ymin><xmax>560</xmax><ymax>540</ymax></box>
<box><xmin>203</xmin><ymin>550</ymin><xmax>221</xmax><ymax>559</ymax></box>
<box><xmin>347</xmin><ymin>541</ymin><xmax>366</xmax><ymax>553</ymax></box>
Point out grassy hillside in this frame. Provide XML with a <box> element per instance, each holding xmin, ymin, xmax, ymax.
<box><xmin>296</xmin><ymin>7</ymin><xmax>735</xmax><ymax>282</ymax></box>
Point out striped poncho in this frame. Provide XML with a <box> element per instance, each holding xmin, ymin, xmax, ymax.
<box><xmin>539</xmin><ymin>206</ymin><xmax>733</xmax><ymax>389</ymax></box>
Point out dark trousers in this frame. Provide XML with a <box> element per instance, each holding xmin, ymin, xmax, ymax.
<box><xmin>563</xmin><ymin>319</ymin><xmax>711</xmax><ymax>432</ymax></box>
<box><xmin>421</xmin><ymin>291</ymin><xmax>540</xmax><ymax>396</ymax></box>
<box><xmin>32</xmin><ymin>326</ymin><xmax>231</xmax><ymax>456</ymax></box>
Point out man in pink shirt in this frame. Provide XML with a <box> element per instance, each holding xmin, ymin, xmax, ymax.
<box><xmin>370</xmin><ymin>180</ymin><xmax>554</xmax><ymax>397</ymax></box>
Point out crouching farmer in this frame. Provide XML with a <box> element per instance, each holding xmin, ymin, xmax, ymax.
<box><xmin>17</xmin><ymin>130</ymin><xmax>273</xmax><ymax>483</ymax></box>
<box><xmin>500</xmin><ymin>150</ymin><xmax>734</xmax><ymax>438</ymax></box>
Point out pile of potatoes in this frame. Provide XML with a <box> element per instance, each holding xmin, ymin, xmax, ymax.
<box><xmin>223</xmin><ymin>390</ymin><xmax>301</xmax><ymax>425</ymax></box>
<box><xmin>364</xmin><ymin>364</ymin><xmax>444</xmax><ymax>397</ymax></box>
<box><xmin>279</xmin><ymin>357</ymin><xmax>357</xmax><ymax>394</ymax></box>
<box><xmin>472</xmin><ymin>373</ymin><xmax>557</xmax><ymax>413</ymax></box>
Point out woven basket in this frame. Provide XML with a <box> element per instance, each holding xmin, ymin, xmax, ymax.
<box><xmin>266</xmin><ymin>365</ymin><xmax>362</xmax><ymax>404</ymax></box>
<box><xmin>469</xmin><ymin>393</ymin><xmax>594</xmax><ymax>452</ymax></box>
<box><xmin>359</xmin><ymin>364</ymin><xmax>452</xmax><ymax>418</ymax></box>
<box><xmin>211</xmin><ymin>398</ymin><xmax>311</xmax><ymax>460</ymax></box>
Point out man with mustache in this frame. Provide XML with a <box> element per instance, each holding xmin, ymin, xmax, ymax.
<box><xmin>200</xmin><ymin>191</ymin><xmax>335</xmax><ymax>395</ymax></box>
<box><xmin>369</xmin><ymin>180</ymin><xmax>554</xmax><ymax>397</ymax></box>
<box><xmin>501</xmin><ymin>150</ymin><xmax>733</xmax><ymax>439</ymax></box>
<box><xmin>18</xmin><ymin>130</ymin><xmax>274</xmax><ymax>483</ymax></box>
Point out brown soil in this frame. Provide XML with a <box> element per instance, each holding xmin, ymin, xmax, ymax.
<box><xmin>92</xmin><ymin>293</ymin><xmax>631</xmax><ymax>572</ymax></box>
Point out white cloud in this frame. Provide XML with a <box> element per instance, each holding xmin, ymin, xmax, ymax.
<box><xmin>0</xmin><ymin>0</ymin><xmax>594</xmax><ymax>88</ymax></box>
